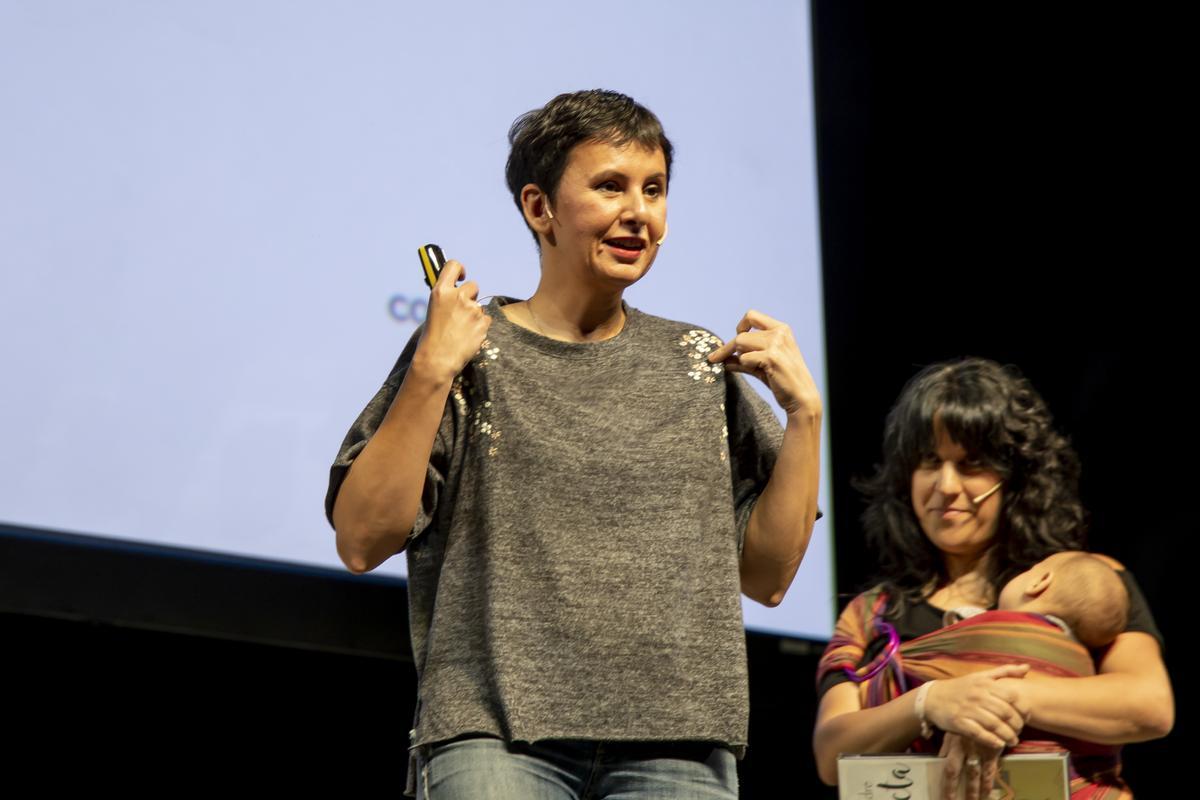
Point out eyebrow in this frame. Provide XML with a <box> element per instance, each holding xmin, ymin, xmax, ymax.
<box><xmin>591</xmin><ymin>169</ymin><xmax>668</xmax><ymax>183</ymax></box>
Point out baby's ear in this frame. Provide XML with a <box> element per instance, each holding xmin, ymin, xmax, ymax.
<box><xmin>1025</xmin><ymin>569</ymin><xmax>1054</xmax><ymax>598</ymax></box>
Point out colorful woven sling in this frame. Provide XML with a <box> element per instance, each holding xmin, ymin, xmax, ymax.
<box><xmin>817</xmin><ymin>589</ymin><xmax>1131</xmax><ymax>799</ymax></box>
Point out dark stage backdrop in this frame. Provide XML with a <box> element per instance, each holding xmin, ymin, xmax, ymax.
<box><xmin>3</xmin><ymin>2</ymin><xmax>1183</xmax><ymax>796</ymax></box>
<box><xmin>814</xmin><ymin>2</ymin><xmax>1184</xmax><ymax>797</ymax></box>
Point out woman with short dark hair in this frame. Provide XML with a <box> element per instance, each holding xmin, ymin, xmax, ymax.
<box><xmin>813</xmin><ymin>358</ymin><xmax>1173</xmax><ymax>800</ymax></box>
<box><xmin>327</xmin><ymin>89</ymin><xmax>823</xmax><ymax>799</ymax></box>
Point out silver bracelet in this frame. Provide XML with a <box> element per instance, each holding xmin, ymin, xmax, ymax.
<box><xmin>915</xmin><ymin>680</ymin><xmax>937</xmax><ymax>739</ymax></box>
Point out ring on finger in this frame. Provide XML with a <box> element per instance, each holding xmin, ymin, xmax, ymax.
<box><xmin>966</xmin><ymin>756</ymin><xmax>981</xmax><ymax>768</ymax></box>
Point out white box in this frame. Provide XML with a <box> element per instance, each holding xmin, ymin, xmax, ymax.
<box><xmin>837</xmin><ymin>751</ymin><xmax>1069</xmax><ymax>800</ymax></box>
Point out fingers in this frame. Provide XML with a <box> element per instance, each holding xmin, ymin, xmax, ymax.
<box><xmin>721</xmin><ymin>357</ymin><xmax>756</xmax><ymax>377</ymax></box>
<box><xmin>928</xmin><ymin>674</ymin><xmax>1026</xmax><ymax>747</ymax></box>
<box><xmin>707</xmin><ymin>338</ymin><xmax>737</xmax><ymax>364</ymax></box>
<box><xmin>736</xmin><ymin>308</ymin><xmax>782</xmax><ymax>333</ymax></box>
<box><xmin>707</xmin><ymin>331</ymin><xmax>775</xmax><ymax>365</ymax></box>
<box><xmin>710</xmin><ymin>310</ymin><xmax>793</xmax><ymax>362</ymax></box>
<box><xmin>979</xmin><ymin>751</ymin><xmax>1001</xmax><ymax>800</ymax></box>
<box><xmin>728</xmin><ymin>349</ymin><xmax>770</xmax><ymax>370</ymax></box>
<box><xmin>706</xmin><ymin>309</ymin><xmax>820</xmax><ymax>415</ymax></box>
<box><xmin>978</xmin><ymin>689</ymin><xmax>1026</xmax><ymax>729</ymax></box>
<box><xmin>415</xmin><ymin>257</ymin><xmax>492</xmax><ymax>379</ymax></box>
<box><xmin>430</xmin><ymin>261</ymin><xmax>481</xmax><ymax>307</ymax></box>
<box><xmin>988</xmin><ymin>689</ymin><xmax>1029</xmax><ymax>729</ymax></box>
<box><xmin>940</xmin><ymin>734</ymin><xmax>964</xmax><ymax>800</ymax></box>
<box><xmin>964</xmin><ymin>753</ymin><xmax>983</xmax><ymax>800</ymax></box>
<box><xmin>960</xmin><ymin>714</ymin><xmax>1017</xmax><ymax>753</ymax></box>
<box><xmin>730</xmin><ymin>330</ymin><xmax>773</xmax><ymax>354</ymax></box>
<box><xmin>459</xmin><ymin>280</ymin><xmax>480</xmax><ymax>302</ymax></box>
<box><xmin>967</xmin><ymin>745</ymin><xmax>1002</xmax><ymax>800</ymax></box>
<box><xmin>944</xmin><ymin>736</ymin><xmax>1001</xmax><ymax>800</ymax></box>
<box><xmin>985</xmin><ymin>663</ymin><xmax>1030</xmax><ymax>679</ymax></box>
<box><xmin>982</xmin><ymin>707</ymin><xmax>1025</xmax><ymax>746</ymax></box>
<box><xmin>955</xmin><ymin>716</ymin><xmax>1012</xmax><ymax>750</ymax></box>
<box><xmin>434</xmin><ymin>258</ymin><xmax>465</xmax><ymax>289</ymax></box>
<box><xmin>959</xmin><ymin>692</ymin><xmax>1024</xmax><ymax>746</ymax></box>
<box><xmin>709</xmin><ymin>334</ymin><xmax>770</xmax><ymax>369</ymax></box>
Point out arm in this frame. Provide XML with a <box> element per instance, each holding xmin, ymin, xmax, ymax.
<box><xmin>998</xmin><ymin>630</ymin><xmax>1174</xmax><ymax>743</ymax></box>
<box><xmin>813</xmin><ymin>682</ymin><xmax>925</xmax><ymax>786</ymax></box>
<box><xmin>740</xmin><ymin>402</ymin><xmax>821</xmax><ymax>605</ymax></box>
<box><xmin>332</xmin><ymin>260</ymin><xmax>491</xmax><ymax>573</ymax></box>
<box><xmin>707</xmin><ymin>309</ymin><xmax>822</xmax><ymax>606</ymax></box>
<box><xmin>996</xmin><ymin>557</ymin><xmax>1173</xmax><ymax>743</ymax></box>
<box><xmin>812</xmin><ymin>665</ymin><xmax>1030</xmax><ymax>786</ymax></box>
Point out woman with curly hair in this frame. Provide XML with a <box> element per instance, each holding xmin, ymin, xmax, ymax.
<box><xmin>812</xmin><ymin>358</ymin><xmax>1172</xmax><ymax>799</ymax></box>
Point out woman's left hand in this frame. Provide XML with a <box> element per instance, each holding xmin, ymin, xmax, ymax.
<box><xmin>940</xmin><ymin>733</ymin><xmax>1003</xmax><ymax>800</ymax></box>
<box><xmin>708</xmin><ymin>310</ymin><xmax>822</xmax><ymax>418</ymax></box>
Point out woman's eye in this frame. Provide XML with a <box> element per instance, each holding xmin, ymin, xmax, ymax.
<box><xmin>597</xmin><ymin>181</ymin><xmax>620</xmax><ymax>192</ymax></box>
<box><xmin>645</xmin><ymin>183</ymin><xmax>662</xmax><ymax>197</ymax></box>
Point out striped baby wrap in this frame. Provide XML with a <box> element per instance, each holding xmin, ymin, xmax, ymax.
<box><xmin>817</xmin><ymin>589</ymin><xmax>1131</xmax><ymax>799</ymax></box>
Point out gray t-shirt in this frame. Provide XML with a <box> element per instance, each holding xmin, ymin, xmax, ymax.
<box><xmin>326</xmin><ymin>297</ymin><xmax>783</xmax><ymax>757</ymax></box>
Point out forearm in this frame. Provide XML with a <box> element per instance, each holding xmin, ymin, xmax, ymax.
<box><xmin>333</xmin><ymin>360</ymin><xmax>452</xmax><ymax>573</ymax></box>
<box><xmin>818</xmin><ymin>663</ymin><xmax>1034</xmax><ymax>786</ymax></box>
<box><xmin>1019</xmin><ymin>667</ymin><xmax>1174</xmax><ymax>744</ymax></box>
<box><xmin>814</xmin><ymin>689</ymin><xmax>924</xmax><ymax>785</ymax></box>
<box><xmin>740</xmin><ymin>406</ymin><xmax>821</xmax><ymax>605</ymax></box>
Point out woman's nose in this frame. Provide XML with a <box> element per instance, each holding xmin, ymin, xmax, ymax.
<box><xmin>620</xmin><ymin>192</ymin><xmax>648</xmax><ymax>225</ymax></box>
<box><xmin>935</xmin><ymin>461</ymin><xmax>963</xmax><ymax>494</ymax></box>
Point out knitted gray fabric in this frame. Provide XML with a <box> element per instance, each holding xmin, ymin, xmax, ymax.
<box><xmin>327</xmin><ymin>297</ymin><xmax>783</xmax><ymax>758</ymax></box>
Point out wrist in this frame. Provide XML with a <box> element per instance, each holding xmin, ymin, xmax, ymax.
<box><xmin>409</xmin><ymin>347</ymin><xmax>462</xmax><ymax>388</ymax></box>
<box><xmin>915</xmin><ymin>680</ymin><xmax>937</xmax><ymax>739</ymax></box>
<box><xmin>1006</xmin><ymin>677</ymin><xmax>1037</xmax><ymax>726</ymax></box>
<box><xmin>784</xmin><ymin>401</ymin><xmax>822</xmax><ymax>426</ymax></box>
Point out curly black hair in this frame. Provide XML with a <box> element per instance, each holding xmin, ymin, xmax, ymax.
<box><xmin>505</xmin><ymin>89</ymin><xmax>673</xmax><ymax>247</ymax></box>
<box><xmin>856</xmin><ymin>358</ymin><xmax>1087</xmax><ymax>614</ymax></box>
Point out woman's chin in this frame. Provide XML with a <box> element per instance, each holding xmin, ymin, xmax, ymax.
<box><xmin>597</xmin><ymin>253</ymin><xmax>656</xmax><ymax>287</ymax></box>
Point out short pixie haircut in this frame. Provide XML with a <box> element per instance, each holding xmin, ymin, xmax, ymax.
<box><xmin>505</xmin><ymin>89</ymin><xmax>674</xmax><ymax>244</ymax></box>
<box><xmin>857</xmin><ymin>358</ymin><xmax>1087</xmax><ymax>613</ymax></box>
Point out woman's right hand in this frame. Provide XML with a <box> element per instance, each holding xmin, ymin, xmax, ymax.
<box><xmin>925</xmin><ymin>664</ymin><xmax>1032</xmax><ymax>749</ymax></box>
<box><xmin>413</xmin><ymin>259</ymin><xmax>493</xmax><ymax>383</ymax></box>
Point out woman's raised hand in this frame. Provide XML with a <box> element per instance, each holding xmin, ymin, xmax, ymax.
<box><xmin>413</xmin><ymin>260</ymin><xmax>493</xmax><ymax>383</ymax></box>
<box><xmin>707</xmin><ymin>310</ymin><xmax>822</xmax><ymax>418</ymax></box>
<box><xmin>925</xmin><ymin>664</ymin><xmax>1032</xmax><ymax>749</ymax></box>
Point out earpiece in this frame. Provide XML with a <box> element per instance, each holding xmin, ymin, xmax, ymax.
<box><xmin>972</xmin><ymin>482</ymin><xmax>1002</xmax><ymax>504</ymax></box>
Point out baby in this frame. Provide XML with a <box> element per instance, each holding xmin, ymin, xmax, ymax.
<box><xmin>951</xmin><ymin>551</ymin><xmax>1129</xmax><ymax>648</ymax></box>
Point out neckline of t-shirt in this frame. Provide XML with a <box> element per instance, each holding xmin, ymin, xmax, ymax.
<box><xmin>487</xmin><ymin>296</ymin><xmax>641</xmax><ymax>359</ymax></box>
<box><xmin>920</xmin><ymin>598</ymin><xmax>996</xmax><ymax>614</ymax></box>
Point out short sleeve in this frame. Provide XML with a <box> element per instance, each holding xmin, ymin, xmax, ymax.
<box><xmin>815</xmin><ymin>588</ymin><xmax>882</xmax><ymax>700</ymax></box>
<box><xmin>324</xmin><ymin>327</ymin><xmax>453</xmax><ymax>543</ymax></box>
<box><xmin>724</xmin><ymin>373</ymin><xmax>785</xmax><ymax>555</ymax></box>
<box><xmin>816</xmin><ymin>608</ymin><xmax>856</xmax><ymax>700</ymax></box>
<box><xmin>1117</xmin><ymin>569</ymin><xmax>1164</xmax><ymax>651</ymax></box>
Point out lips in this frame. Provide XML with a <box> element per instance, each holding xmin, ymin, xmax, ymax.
<box><xmin>604</xmin><ymin>237</ymin><xmax>646</xmax><ymax>260</ymax></box>
<box><xmin>936</xmin><ymin>508</ymin><xmax>971</xmax><ymax>519</ymax></box>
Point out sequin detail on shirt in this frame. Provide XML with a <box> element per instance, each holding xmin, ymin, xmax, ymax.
<box><xmin>472</xmin><ymin>339</ymin><xmax>501</xmax><ymax>456</ymax></box>
<box><xmin>678</xmin><ymin>330</ymin><xmax>725</xmax><ymax>384</ymax></box>
<box><xmin>720</xmin><ymin>402</ymin><xmax>729</xmax><ymax>462</ymax></box>
<box><xmin>479</xmin><ymin>339</ymin><xmax>500</xmax><ymax>368</ymax></box>
<box><xmin>451</xmin><ymin>376</ymin><xmax>468</xmax><ymax>415</ymax></box>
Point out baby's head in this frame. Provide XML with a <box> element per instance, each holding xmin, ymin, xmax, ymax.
<box><xmin>998</xmin><ymin>551</ymin><xmax>1129</xmax><ymax>648</ymax></box>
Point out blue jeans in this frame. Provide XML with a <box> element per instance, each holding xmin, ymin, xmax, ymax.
<box><xmin>415</xmin><ymin>737</ymin><xmax>739</xmax><ymax>800</ymax></box>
